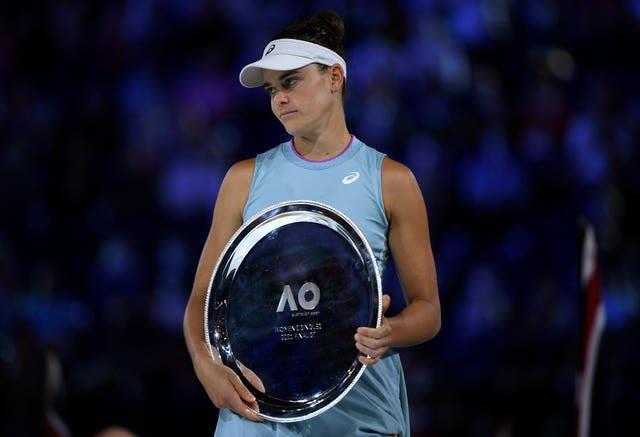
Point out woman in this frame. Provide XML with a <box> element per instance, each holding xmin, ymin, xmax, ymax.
<box><xmin>183</xmin><ymin>10</ymin><xmax>441</xmax><ymax>436</ymax></box>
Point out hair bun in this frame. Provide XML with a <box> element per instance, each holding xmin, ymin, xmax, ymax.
<box><xmin>310</xmin><ymin>9</ymin><xmax>345</xmax><ymax>41</ymax></box>
<box><xmin>272</xmin><ymin>9</ymin><xmax>346</xmax><ymax>59</ymax></box>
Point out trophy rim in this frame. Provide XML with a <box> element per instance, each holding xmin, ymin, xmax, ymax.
<box><xmin>204</xmin><ymin>199</ymin><xmax>383</xmax><ymax>422</ymax></box>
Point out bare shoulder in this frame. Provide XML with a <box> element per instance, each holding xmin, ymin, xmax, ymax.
<box><xmin>212</xmin><ymin>157</ymin><xmax>256</xmax><ymax>222</ymax></box>
<box><xmin>381</xmin><ymin>156</ymin><xmax>416</xmax><ymax>186</ymax></box>
<box><xmin>381</xmin><ymin>157</ymin><xmax>423</xmax><ymax>217</ymax></box>
<box><xmin>220</xmin><ymin>158</ymin><xmax>256</xmax><ymax>198</ymax></box>
<box><xmin>225</xmin><ymin>157</ymin><xmax>256</xmax><ymax>185</ymax></box>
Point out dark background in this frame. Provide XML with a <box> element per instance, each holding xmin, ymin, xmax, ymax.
<box><xmin>1</xmin><ymin>1</ymin><xmax>638</xmax><ymax>436</ymax></box>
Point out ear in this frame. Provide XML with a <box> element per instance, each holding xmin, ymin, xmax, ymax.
<box><xmin>329</xmin><ymin>64</ymin><xmax>345</xmax><ymax>93</ymax></box>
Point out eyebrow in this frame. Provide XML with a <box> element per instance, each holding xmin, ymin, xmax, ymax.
<box><xmin>263</xmin><ymin>69</ymin><xmax>301</xmax><ymax>88</ymax></box>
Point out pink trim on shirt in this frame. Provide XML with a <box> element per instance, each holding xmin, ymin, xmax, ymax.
<box><xmin>290</xmin><ymin>135</ymin><xmax>355</xmax><ymax>163</ymax></box>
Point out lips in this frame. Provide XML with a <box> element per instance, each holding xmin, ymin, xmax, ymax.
<box><xmin>280</xmin><ymin>110</ymin><xmax>297</xmax><ymax>118</ymax></box>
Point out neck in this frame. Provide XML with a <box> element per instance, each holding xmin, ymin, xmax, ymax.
<box><xmin>293</xmin><ymin>131</ymin><xmax>353</xmax><ymax>162</ymax></box>
<box><xmin>292</xmin><ymin>112</ymin><xmax>351</xmax><ymax>160</ymax></box>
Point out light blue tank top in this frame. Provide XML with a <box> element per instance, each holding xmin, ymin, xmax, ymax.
<box><xmin>213</xmin><ymin>137</ymin><xmax>410</xmax><ymax>436</ymax></box>
<box><xmin>243</xmin><ymin>136</ymin><xmax>389</xmax><ymax>271</ymax></box>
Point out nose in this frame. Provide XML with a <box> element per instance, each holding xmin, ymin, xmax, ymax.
<box><xmin>273</xmin><ymin>89</ymin><xmax>289</xmax><ymax>104</ymax></box>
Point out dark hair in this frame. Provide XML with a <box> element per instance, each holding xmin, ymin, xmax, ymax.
<box><xmin>272</xmin><ymin>9</ymin><xmax>346</xmax><ymax>59</ymax></box>
<box><xmin>273</xmin><ymin>9</ymin><xmax>347</xmax><ymax>97</ymax></box>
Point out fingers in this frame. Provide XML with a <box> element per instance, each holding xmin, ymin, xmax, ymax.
<box><xmin>356</xmin><ymin>313</ymin><xmax>391</xmax><ymax>340</ymax></box>
<box><xmin>354</xmin><ymin>321</ymin><xmax>391</xmax><ymax>366</ymax></box>
<box><xmin>219</xmin><ymin>380</ymin><xmax>263</xmax><ymax>422</ymax></box>
<box><xmin>354</xmin><ymin>295</ymin><xmax>392</xmax><ymax>366</ymax></box>
<box><xmin>237</xmin><ymin>360</ymin><xmax>266</xmax><ymax>393</ymax></box>
<box><xmin>230</xmin><ymin>373</ymin><xmax>257</xmax><ymax>404</ymax></box>
<box><xmin>228</xmin><ymin>373</ymin><xmax>264</xmax><ymax>421</ymax></box>
<box><xmin>202</xmin><ymin>362</ymin><xmax>264</xmax><ymax>422</ymax></box>
<box><xmin>355</xmin><ymin>339</ymin><xmax>386</xmax><ymax>361</ymax></box>
<box><xmin>381</xmin><ymin>294</ymin><xmax>391</xmax><ymax>313</ymax></box>
<box><xmin>357</xmin><ymin>293</ymin><xmax>391</xmax><ymax>339</ymax></box>
<box><xmin>233</xmin><ymin>399</ymin><xmax>263</xmax><ymax>422</ymax></box>
<box><xmin>358</xmin><ymin>353</ymin><xmax>382</xmax><ymax>366</ymax></box>
<box><xmin>354</xmin><ymin>329</ymin><xmax>390</xmax><ymax>353</ymax></box>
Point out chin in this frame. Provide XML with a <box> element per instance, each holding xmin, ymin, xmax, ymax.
<box><xmin>281</xmin><ymin>123</ymin><xmax>301</xmax><ymax>137</ymax></box>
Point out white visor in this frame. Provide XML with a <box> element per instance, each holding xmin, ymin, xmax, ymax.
<box><xmin>239</xmin><ymin>38</ymin><xmax>347</xmax><ymax>88</ymax></box>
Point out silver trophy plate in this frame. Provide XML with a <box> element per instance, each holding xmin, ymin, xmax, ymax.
<box><xmin>204</xmin><ymin>200</ymin><xmax>382</xmax><ymax>422</ymax></box>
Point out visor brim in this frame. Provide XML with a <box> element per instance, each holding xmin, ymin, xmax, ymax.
<box><xmin>239</xmin><ymin>55</ymin><xmax>315</xmax><ymax>88</ymax></box>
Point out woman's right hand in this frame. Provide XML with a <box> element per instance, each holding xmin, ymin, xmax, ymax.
<box><xmin>193</xmin><ymin>352</ymin><xmax>264</xmax><ymax>422</ymax></box>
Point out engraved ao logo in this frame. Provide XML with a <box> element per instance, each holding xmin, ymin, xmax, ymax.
<box><xmin>276</xmin><ymin>282</ymin><xmax>320</xmax><ymax>312</ymax></box>
<box><xmin>342</xmin><ymin>171</ymin><xmax>360</xmax><ymax>184</ymax></box>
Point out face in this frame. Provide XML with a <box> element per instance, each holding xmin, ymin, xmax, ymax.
<box><xmin>262</xmin><ymin>64</ymin><xmax>341</xmax><ymax>137</ymax></box>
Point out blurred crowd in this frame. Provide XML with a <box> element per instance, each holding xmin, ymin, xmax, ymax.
<box><xmin>1</xmin><ymin>1</ymin><xmax>638</xmax><ymax>436</ymax></box>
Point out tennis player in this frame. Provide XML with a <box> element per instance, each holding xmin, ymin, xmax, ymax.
<box><xmin>184</xmin><ymin>9</ymin><xmax>441</xmax><ymax>436</ymax></box>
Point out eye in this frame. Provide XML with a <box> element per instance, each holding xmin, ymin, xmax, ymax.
<box><xmin>264</xmin><ymin>86</ymin><xmax>277</xmax><ymax>97</ymax></box>
<box><xmin>283</xmin><ymin>77</ymin><xmax>299</xmax><ymax>89</ymax></box>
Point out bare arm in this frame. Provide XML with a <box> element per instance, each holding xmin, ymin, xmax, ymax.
<box><xmin>355</xmin><ymin>157</ymin><xmax>441</xmax><ymax>364</ymax></box>
<box><xmin>182</xmin><ymin>158</ymin><xmax>264</xmax><ymax>421</ymax></box>
<box><xmin>383</xmin><ymin>157</ymin><xmax>441</xmax><ymax>346</ymax></box>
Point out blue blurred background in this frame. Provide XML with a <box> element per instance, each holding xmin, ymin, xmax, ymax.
<box><xmin>1</xmin><ymin>0</ymin><xmax>639</xmax><ymax>436</ymax></box>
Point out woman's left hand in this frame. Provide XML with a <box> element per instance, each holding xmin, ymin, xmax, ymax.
<box><xmin>354</xmin><ymin>294</ymin><xmax>392</xmax><ymax>366</ymax></box>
